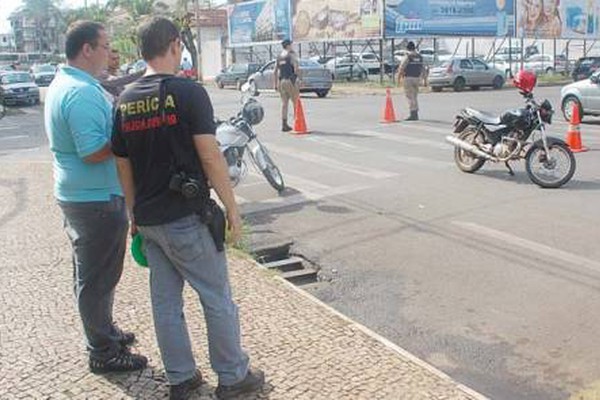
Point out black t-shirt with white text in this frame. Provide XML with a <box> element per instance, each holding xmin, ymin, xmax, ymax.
<box><xmin>111</xmin><ymin>74</ymin><xmax>215</xmax><ymax>226</ymax></box>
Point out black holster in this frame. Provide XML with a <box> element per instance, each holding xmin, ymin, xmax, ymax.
<box><xmin>201</xmin><ymin>199</ymin><xmax>226</xmax><ymax>252</ymax></box>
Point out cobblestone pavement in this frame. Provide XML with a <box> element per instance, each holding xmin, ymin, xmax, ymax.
<box><xmin>0</xmin><ymin>161</ymin><xmax>487</xmax><ymax>400</ymax></box>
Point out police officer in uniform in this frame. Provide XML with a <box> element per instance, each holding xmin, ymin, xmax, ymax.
<box><xmin>397</xmin><ymin>41</ymin><xmax>424</xmax><ymax>121</ymax></box>
<box><xmin>274</xmin><ymin>39</ymin><xmax>299</xmax><ymax>132</ymax></box>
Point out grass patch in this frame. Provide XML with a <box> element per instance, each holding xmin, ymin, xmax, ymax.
<box><xmin>537</xmin><ymin>74</ymin><xmax>571</xmax><ymax>85</ymax></box>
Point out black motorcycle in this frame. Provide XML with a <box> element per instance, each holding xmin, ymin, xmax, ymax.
<box><xmin>446</xmin><ymin>91</ymin><xmax>576</xmax><ymax>188</ymax></box>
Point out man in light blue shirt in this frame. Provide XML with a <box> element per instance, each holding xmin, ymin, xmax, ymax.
<box><xmin>44</xmin><ymin>20</ymin><xmax>147</xmax><ymax>374</ymax></box>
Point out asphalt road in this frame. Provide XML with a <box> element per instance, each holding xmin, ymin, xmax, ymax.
<box><xmin>2</xmin><ymin>84</ymin><xmax>600</xmax><ymax>400</ymax></box>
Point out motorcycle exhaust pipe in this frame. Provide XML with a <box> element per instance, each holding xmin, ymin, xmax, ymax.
<box><xmin>445</xmin><ymin>135</ymin><xmax>494</xmax><ymax>160</ymax></box>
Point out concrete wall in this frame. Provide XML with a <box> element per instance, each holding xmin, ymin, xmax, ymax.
<box><xmin>200</xmin><ymin>26</ymin><xmax>225</xmax><ymax>80</ymax></box>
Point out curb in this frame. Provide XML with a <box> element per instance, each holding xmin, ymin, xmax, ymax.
<box><xmin>263</xmin><ymin>266</ymin><xmax>490</xmax><ymax>400</ymax></box>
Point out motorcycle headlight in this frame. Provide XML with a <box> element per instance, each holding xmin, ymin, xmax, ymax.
<box><xmin>540</xmin><ymin>99</ymin><xmax>553</xmax><ymax>124</ymax></box>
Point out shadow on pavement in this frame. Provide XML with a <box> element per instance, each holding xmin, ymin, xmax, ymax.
<box><xmin>0</xmin><ymin>178</ymin><xmax>28</xmax><ymax>228</ymax></box>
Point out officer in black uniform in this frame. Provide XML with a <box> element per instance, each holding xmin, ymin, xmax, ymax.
<box><xmin>397</xmin><ymin>41</ymin><xmax>424</xmax><ymax>121</ymax></box>
<box><xmin>274</xmin><ymin>39</ymin><xmax>299</xmax><ymax>132</ymax></box>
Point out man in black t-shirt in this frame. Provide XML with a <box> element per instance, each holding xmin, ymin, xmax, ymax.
<box><xmin>111</xmin><ymin>17</ymin><xmax>264</xmax><ymax>400</ymax></box>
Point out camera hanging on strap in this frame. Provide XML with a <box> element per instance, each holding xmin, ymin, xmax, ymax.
<box><xmin>158</xmin><ymin>78</ymin><xmax>226</xmax><ymax>252</ymax></box>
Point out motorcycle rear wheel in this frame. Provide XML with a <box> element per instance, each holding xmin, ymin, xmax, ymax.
<box><xmin>525</xmin><ymin>140</ymin><xmax>575</xmax><ymax>188</ymax></box>
<box><xmin>454</xmin><ymin>128</ymin><xmax>486</xmax><ymax>173</ymax></box>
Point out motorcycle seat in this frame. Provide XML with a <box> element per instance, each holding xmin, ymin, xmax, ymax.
<box><xmin>464</xmin><ymin>108</ymin><xmax>502</xmax><ymax>125</ymax></box>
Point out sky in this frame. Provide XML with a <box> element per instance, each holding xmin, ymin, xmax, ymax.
<box><xmin>0</xmin><ymin>0</ymin><xmax>109</xmax><ymax>33</ymax></box>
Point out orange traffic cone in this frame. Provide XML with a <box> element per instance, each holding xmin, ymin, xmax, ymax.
<box><xmin>566</xmin><ymin>103</ymin><xmax>588</xmax><ymax>153</ymax></box>
<box><xmin>293</xmin><ymin>97</ymin><xmax>309</xmax><ymax>134</ymax></box>
<box><xmin>381</xmin><ymin>88</ymin><xmax>398</xmax><ymax>123</ymax></box>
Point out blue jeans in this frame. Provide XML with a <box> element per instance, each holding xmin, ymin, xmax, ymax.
<box><xmin>59</xmin><ymin>195</ymin><xmax>128</xmax><ymax>359</ymax></box>
<box><xmin>138</xmin><ymin>214</ymin><xmax>249</xmax><ymax>386</ymax></box>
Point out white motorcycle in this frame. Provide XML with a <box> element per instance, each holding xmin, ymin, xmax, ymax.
<box><xmin>216</xmin><ymin>83</ymin><xmax>285</xmax><ymax>193</ymax></box>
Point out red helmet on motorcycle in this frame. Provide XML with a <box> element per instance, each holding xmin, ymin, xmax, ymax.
<box><xmin>513</xmin><ymin>70</ymin><xmax>537</xmax><ymax>93</ymax></box>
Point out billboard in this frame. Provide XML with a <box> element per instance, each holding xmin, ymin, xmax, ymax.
<box><xmin>384</xmin><ymin>0</ymin><xmax>515</xmax><ymax>38</ymax></box>
<box><xmin>228</xmin><ymin>0</ymin><xmax>292</xmax><ymax>46</ymax></box>
<box><xmin>291</xmin><ymin>0</ymin><xmax>382</xmax><ymax>41</ymax></box>
<box><xmin>517</xmin><ymin>0</ymin><xmax>600</xmax><ymax>39</ymax></box>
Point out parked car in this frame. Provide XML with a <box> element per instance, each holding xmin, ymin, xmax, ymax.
<box><xmin>127</xmin><ymin>59</ymin><xmax>147</xmax><ymax>74</ymax></box>
<box><xmin>309</xmin><ymin>55</ymin><xmax>335</xmax><ymax>65</ymax></box>
<box><xmin>215</xmin><ymin>63</ymin><xmax>261</xmax><ymax>90</ymax></box>
<box><xmin>30</xmin><ymin>64</ymin><xmax>56</xmax><ymax>86</ymax></box>
<box><xmin>326</xmin><ymin>52</ymin><xmax>384</xmax><ymax>75</ymax></box>
<box><xmin>428</xmin><ymin>58</ymin><xmax>505</xmax><ymax>92</ymax></box>
<box><xmin>521</xmin><ymin>54</ymin><xmax>567</xmax><ymax>75</ymax></box>
<box><xmin>248</xmin><ymin>58</ymin><xmax>333</xmax><ymax>98</ymax></box>
<box><xmin>0</xmin><ymin>71</ymin><xmax>40</xmax><ymax>105</ymax></box>
<box><xmin>331</xmin><ymin>56</ymin><xmax>369</xmax><ymax>81</ymax></box>
<box><xmin>560</xmin><ymin>70</ymin><xmax>600</xmax><ymax>121</ymax></box>
<box><xmin>571</xmin><ymin>56</ymin><xmax>600</xmax><ymax>81</ymax></box>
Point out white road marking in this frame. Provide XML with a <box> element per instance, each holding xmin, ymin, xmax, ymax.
<box><xmin>0</xmin><ymin>125</ymin><xmax>19</xmax><ymax>131</ymax></box>
<box><xmin>388</xmin><ymin>155</ymin><xmax>454</xmax><ymax>169</ymax></box>
<box><xmin>267</xmin><ymin>142</ymin><xmax>397</xmax><ymax>179</ymax></box>
<box><xmin>19</xmin><ymin>108</ymin><xmax>41</xmax><ymax>115</ymax></box>
<box><xmin>305</xmin><ymin>135</ymin><xmax>368</xmax><ymax>153</ymax></box>
<box><xmin>0</xmin><ymin>135</ymin><xmax>28</xmax><ymax>141</ymax></box>
<box><xmin>379</xmin><ymin>122</ymin><xmax>452</xmax><ymax>135</ymax></box>
<box><xmin>453</xmin><ymin>221</ymin><xmax>600</xmax><ymax>274</ymax></box>
<box><xmin>354</xmin><ymin>129</ymin><xmax>451</xmax><ymax>150</ymax></box>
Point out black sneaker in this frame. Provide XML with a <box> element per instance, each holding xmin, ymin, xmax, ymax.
<box><xmin>170</xmin><ymin>370</ymin><xmax>205</xmax><ymax>400</ymax></box>
<box><xmin>89</xmin><ymin>347</ymin><xmax>148</xmax><ymax>374</ymax></box>
<box><xmin>116</xmin><ymin>329</ymin><xmax>136</xmax><ymax>347</ymax></box>
<box><xmin>215</xmin><ymin>368</ymin><xmax>265</xmax><ymax>400</ymax></box>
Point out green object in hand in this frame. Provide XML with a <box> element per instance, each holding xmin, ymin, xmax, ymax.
<box><xmin>131</xmin><ymin>233</ymin><xmax>148</xmax><ymax>267</ymax></box>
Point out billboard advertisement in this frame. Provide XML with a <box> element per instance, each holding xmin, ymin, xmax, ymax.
<box><xmin>518</xmin><ymin>0</ymin><xmax>600</xmax><ymax>39</ymax></box>
<box><xmin>291</xmin><ymin>0</ymin><xmax>382</xmax><ymax>41</ymax></box>
<box><xmin>228</xmin><ymin>0</ymin><xmax>292</xmax><ymax>46</ymax></box>
<box><xmin>384</xmin><ymin>0</ymin><xmax>515</xmax><ymax>38</ymax></box>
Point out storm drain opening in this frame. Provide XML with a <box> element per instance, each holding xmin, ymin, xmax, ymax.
<box><xmin>252</xmin><ymin>242</ymin><xmax>320</xmax><ymax>286</ymax></box>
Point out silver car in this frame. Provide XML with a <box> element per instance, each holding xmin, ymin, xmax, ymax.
<box><xmin>248</xmin><ymin>59</ymin><xmax>333</xmax><ymax>98</ymax></box>
<box><xmin>429</xmin><ymin>58</ymin><xmax>505</xmax><ymax>92</ymax></box>
<box><xmin>0</xmin><ymin>71</ymin><xmax>40</xmax><ymax>105</ymax></box>
<box><xmin>560</xmin><ymin>70</ymin><xmax>600</xmax><ymax>121</ymax></box>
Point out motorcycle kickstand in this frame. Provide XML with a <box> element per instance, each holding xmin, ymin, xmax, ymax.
<box><xmin>504</xmin><ymin>161</ymin><xmax>515</xmax><ymax>176</ymax></box>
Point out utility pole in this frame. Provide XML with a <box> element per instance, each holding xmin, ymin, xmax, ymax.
<box><xmin>195</xmin><ymin>0</ymin><xmax>203</xmax><ymax>82</ymax></box>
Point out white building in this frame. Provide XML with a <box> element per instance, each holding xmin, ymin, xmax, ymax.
<box><xmin>0</xmin><ymin>33</ymin><xmax>15</xmax><ymax>52</ymax></box>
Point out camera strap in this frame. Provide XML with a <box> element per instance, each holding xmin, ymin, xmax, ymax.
<box><xmin>158</xmin><ymin>77</ymin><xmax>191</xmax><ymax>173</ymax></box>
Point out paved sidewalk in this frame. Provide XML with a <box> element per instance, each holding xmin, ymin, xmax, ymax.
<box><xmin>0</xmin><ymin>161</ymin><xmax>487</xmax><ymax>400</ymax></box>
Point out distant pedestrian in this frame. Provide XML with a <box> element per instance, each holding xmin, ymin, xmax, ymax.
<box><xmin>111</xmin><ymin>17</ymin><xmax>265</xmax><ymax>400</ymax></box>
<box><xmin>397</xmin><ymin>41</ymin><xmax>424</xmax><ymax>121</ymax></box>
<box><xmin>99</xmin><ymin>48</ymin><xmax>144</xmax><ymax>99</ymax></box>
<box><xmin>274</xmin><ymin>39</ymin><xmax>300</xmax><ymax>132</ymax></box>
<box><xmin>181</xmin><ymin>56</ymin><xmax>193</xmax><ymax>71</ymax></box>
<box><xmin>44</xmin><ymin>20</ymin><xmax>147</xmax><ymax>374</ymax></box>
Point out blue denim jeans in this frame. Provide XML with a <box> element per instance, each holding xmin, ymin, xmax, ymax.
<box><xmin>58</xmin><ymin>195</ymin><xmax>128</xmax><ymax>359</ymax></box>
<box><xmin>138</xmin><ymin>214</ymin><xmax>249</xmax><ymax>386</ymax></box>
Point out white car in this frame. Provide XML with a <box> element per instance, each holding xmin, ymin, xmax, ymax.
<box><xmin>522</xmin><ymin>54</ymin><xmax>566</xmax><ymax>75</ymax></box>
<box><xmin>560</xmin><ymin>70</ymin><xmax>600</xmax><ymax>121</ymax></box>
<box><xmin>327</xmin><ymin>52</ymin><xmax>382</xmax><ymax>74</ymax></box>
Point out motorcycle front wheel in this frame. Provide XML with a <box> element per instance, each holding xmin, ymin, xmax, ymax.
<box><xmin>454</xmin><ymin>127</ymin><xmax>486</xmax><ymax>173</ymax></box>
<box><xmin>251</xmin><ymin>144</ymin><xmax>285</xmax><ymax>193</ymax></box>
<box><xmin>525</xmin><ymin>140</ymin><xmax>576</xmax><ymax>188</ymax></box>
